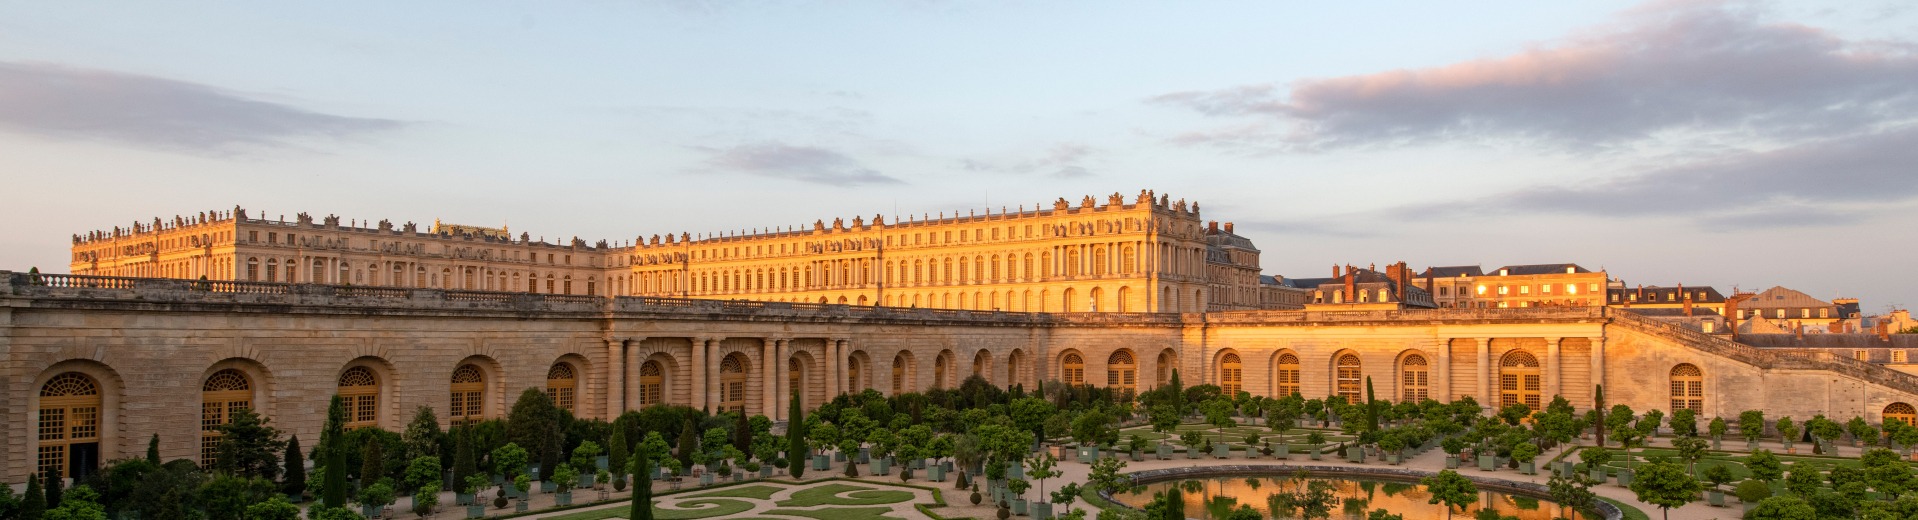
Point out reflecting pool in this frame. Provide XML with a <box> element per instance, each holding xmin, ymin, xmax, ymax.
<box><xmin>1110</xmin><ymin>474</ymin><xmax>1588</xmax><ymax>520</ymax></box>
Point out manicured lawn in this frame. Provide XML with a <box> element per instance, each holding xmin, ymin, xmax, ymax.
<box><xmin>655</xmin><ymin>498</ymin><xmax>758</xmax><ymax>520</ymax></box>
<box><xmin>764</xmin><ymin>506</ymin><xmax>900</xmax><ymax>520</ymax></box>
<box><xmin>1599</xmin><ymin>497</ymin><xmax>1651</xmax><ymax>520</ymax></box>
<box><xmin>690</xmin><ymin>484</ymin><xmax>785</xmax><ymax>500</ymax></box>
<box><xmin>778</xmin><ymin>483</ymin><xmax>914</xmax><ymax>506</ymax></box>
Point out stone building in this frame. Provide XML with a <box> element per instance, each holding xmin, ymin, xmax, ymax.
<box><xmin>70</xmin><ymin>191</ymin><xmax>1284</xmax><ymax>314</ymax></box>
<box><xmin>10</xmin><ymin>270</ymin><xmax>1918</xmax><ymax>485</ymax></box>
<box><xmin>1414</xmin><ymin>263</ymin><xmax>1608</xmax><ymax>309</ymax></box>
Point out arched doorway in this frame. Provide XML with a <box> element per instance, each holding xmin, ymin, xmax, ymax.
<box><xmin>639</xmin><ymin>360</ymin><xmax>665</xmax><ymax>407</ymax></box>
<box><xmin>1107</xmin><ymin>350</ymin><xmax>1137</xmax><ymax>393</ymax></box>
<box><xmin>1157</xmin><ymin>349</ymin><xmax>1177</xmax><ymax>387</ymax></box>
<box><xmin>546</xmin><ymin>362</ymin><xmax>578</xmax><ymax>414</ymax></box>
<box><xmin>1670</xmin><ymin>364</ymin><xmax>1703</xmax><ymax>413</ymax></box>
<box><xmin>934</xmin><ymin>350</ymin><xmax>953</xmax><ymax>390</ymax></box>
<box><xmin>450</xmin><ymin>364</ymin><xmax>485</xmax><ymax>424</ymax></box>
<box><xmin>1334</xmin><ymin>354</ymin><xmax>1362</xmax><ymax>402</ymax></box>
<box><xmin>200</xmin><ymin>369</ymin><xmax>252</xmax><ymax>467</ymax></box>
<box><xmin>1499</xmin><ymin>351</ymin><xmax>1541</xmax><ymax>410</ymax></box>
<box><xmin>1276</xmin><ymin>352</ymin><xmax>1301</xmax><ymax>397</ymax></box>
<box><xmin>719</xmin><ymin>354</ymin><xmax>747</xmax><ymax>414</ymax></box>
<box><xmin>973</xmin><ymin>350</ymin><xmax>993</xmax><ymax>385</ymax></box>
<box><xmin>39</xmin><ymin>372</ymin><xmax>103</xmax><ymax>479</ymax></box>
<box><xmin>1885</xmin><ymin>403</ymin><xmax>1916</xmax><ymax>428</ymax></box>
<box><xmin>1400</xmin><ymin>354</ymin><xmax>1430</xmax><ymax>402</ymax></box>
<box><xmin>1061</xmin><ymin>351</ymin><xmax>1085</xmax><ymax>386</ymax></box>
<box><xmin>338</xmin><ymin>366</ymin><xmax>380</xmax><ymax>429</ymax></box>
<box><xmin>891</xmin><ymin>352</ymin><xmax>916</xmax><ymax>395</ymax></box>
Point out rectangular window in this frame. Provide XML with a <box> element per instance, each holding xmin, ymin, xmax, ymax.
<box><xmin>1519</xmin><ymin>285</ymin><xmax>1530</xmax><ymax>295</ymax></box>
<box><xmin>1856</xmin><ymin>350</ymin><xmax>1869</xmax><ymax>361</ymax></box>
<box><xmin>1895</xmin><ymin>351</ymin><xmax>1909</xmax><ymax>363</ymax></box>
<box><xmin>1541</xmin><ymin>284</ymin><xmax>1552</xmax><ymax>294</ymax></box>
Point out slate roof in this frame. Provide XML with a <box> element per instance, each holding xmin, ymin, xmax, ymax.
<box><xmin>1492</xmin><ymin>263</ymin><xmax>1592</xmax><ymax>275</ymax></box>
<box><xmin>1419</xmin><ymin>265</ymin><xmax>1484</xmax><ymax>278</ymax></box>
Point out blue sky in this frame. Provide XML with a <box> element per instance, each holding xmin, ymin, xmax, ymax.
<box><xmin>3</xmin><ymin>1</ymin><xmax>1915</xmax><ymax>310</ymax></box>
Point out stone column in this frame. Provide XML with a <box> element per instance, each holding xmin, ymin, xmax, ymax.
<box><xmin>627</xmin><ymin>337</ymin><xmax>645</xmax><ymax>409</ymax></box>
<box><xmin>690</xmin><ymin>337</ymin><xmax>709</xmax><ymax>411</ymax></box>
<box><xmin>825</xmin><ymin>339</ymin><xmax>841</xmax><ymax>397</ymax></box>
<box><xmin>774</xmin><ymin>339</ymin><xmax>790</xmax><ymax>420</ymax></box>
<box><xmin>1476</xmin><ymin>338</ymin><xmax>1492</xmax><ymax>412</ymax></box>
<box><xmin>606</xmin><ymin>338</ymin><xmax>625</xmax><ymax>419</ymax></box>
<box><xmin>1589</xmin><ymin>336</ymin><xmax>1606</xmax><ymax>394</ymax></box>
<box><xmin>761</xmin><ymin>338</ymin><xmax>776</xmax><ymax>418</ymax></box>
<box><xmin>1436</xmin><ymin>339</ymin><xmax>1452</xmax><ymax>402</ymax></box>
<box><xmin>707</xmin><ymin>338</ymin><xmax>723</xmax><ymax>410</ymax></box>
<box><xmin>1546</xmin><ymin>337</ymin><xmax>1562</xmax><ymax>400</ymax></box>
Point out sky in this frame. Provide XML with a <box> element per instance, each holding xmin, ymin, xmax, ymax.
<box><xmin>2</xmin><ymin>0</ymin><xmax>1915</xmax><ymax>311</ymax></box>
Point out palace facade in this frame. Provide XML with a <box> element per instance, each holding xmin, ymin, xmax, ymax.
<box><xmin>67</xmin><ymin>191</ymin><xmax>1288</xmax><ymax>314</ymax></box>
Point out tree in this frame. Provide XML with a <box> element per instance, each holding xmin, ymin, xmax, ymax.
<box><xmin>607</xmin><ymin>423</ymin><xmax>630</xmax><ymax>481</ymax></box>
<box><xmin>788</xmin><ymin>390</ymin><xmax>807</xmax><ymax>479</ymax></box>
<box><xmin>1739</xmin><ymin>410</ymin><xmax>1767</xmax><ymax>443</ymax></box>
<box><xmin>1671</xmin><ymin>436</ymin><xmax>1709</xmax><ymax>473</ymax></box>
<box><xmin>1746</xmin><ymin>449</ymin><xmax>1783</xmax><ymax>483</ymax></box>
<box><xmin>401</xmin><ymin>406</ymin><xmax>443</xmax><ymax>463</ymax></box>
<box><xmin>245</xmin><ymin>496</ymin><xmax>302</xmax><ymax>520</ymax></box>
<box><xmin>507</xmin><ymin>388</ymin><xmax>565</xmax><ymax>480</ymax></box>
<box><xmin>1629</xmin><ymin>460</ymin><xmax>1701</xmax><ymax>520</ymax></box>
<box><xmin>675</xmin><ymin>421</ymin><xmax>700</xmax><ymax>470</ymax></box>
<box><xmin>23</xmin><ymin>474</ymin><xmax>45</xmax><ymax>520</ymax></box>
<box><xmin>1086</xmin><ymin>457</ymin><xmax>1132</xmax><ymax>495</ymax></box>
<box><xmin>283</xmin><ymin>436</ymin><xmax>307</xmax><ymax>499</ymax></box>
<box><xmin>733</xmin><ymin>412</ymin><xmax>754</xmax><ymax>455</ymax></box>
<box><xmin>146</xmin><ymin>434</ymin><xmax>161</xmax><ymax>465</ymax></box>
<box><xmin>43</xmin><ymin>484</ymin><xmax>106</xmax><ymax>520</ymax></box>
<box><xmin>321</xmin><ymin>395</ymin><xmax>350</xmax><ymax>508</ymax></box>
<box><xmin>1777</xmin><ymin>416</ymin><xmax>1800</xmax><ymax>448</ymax></box>
<box><xmin>1669</xmin><ymin>408</ymin><xmax>1698</xmax><ymax>437</ymax></box>
<box><xmin>1708</xmin><ymin>417</ymin><xmax>1728</xmax><ymax>440</ymax></box>
<box><xmin>214</xmin><ymin>407</ymin><xmax>283</xmax><ymax>480</ymax></box>
<box><xmin>1783</xmin><ymin>469</ymin><xmax>1821</xmax><ymax>497</ymax></box>
<box><xmin>630</xmin><ymin>454</ymin><xmax>654</xmax><ymax>520</ymax></box>
<box><xmin>1421</xmin><ymin>470</ymin><xmax>1477</xmax><ymax>519</ymax></box>
<box><xmin>1546</xmin><ymin>474</ymin><xmax>1597</xmax><ymax>518</ymax></box>
<box><xmin>360</xmin><ymin>438</ymin><xmax>386</xmax><ymax>484</ymax></box>
<box><xmin>1746</xmin><ymin>496</ymin><xmax>1816</xmax><ymax>520</ymax></box>
<box><xmin>453</xmin><ymin>425</ymin><xmax>479</xmax><ymax>494</ymax></box>
<box><xmin>1364</xmin><ymin>376</ymin><xmax>1380</xmax><ymax>432</ymax></box>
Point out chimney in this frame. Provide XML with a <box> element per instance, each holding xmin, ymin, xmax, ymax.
<box><xmin>1223</xmin><ymin>222</ymin><xmax>1234</xmax><ymax>234</ymax></box>
<box><xmin>1344</xmin><ymin>265</ymin><xmax>1357</xmax><ymax>302</ymax></box>
<box><xmin>1333</xmin><ymin>264</ymin><xmax>1341</xmax><ymax>278</ymax></box>
<box><xmin>1207</xmin><ymin>221</ymin><xmax>1219</xmax><ymax>234</ymax></box>
<box><xmin>1680</xmin><ymin>283</ymin><xmax>1692</xmax><ymax>317</ymax></box>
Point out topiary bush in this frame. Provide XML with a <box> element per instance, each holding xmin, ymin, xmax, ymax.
<box><xmin>1734</xmin><ymin>479</ymin><xmax>1773</xmax><ymax>504</ymax></box>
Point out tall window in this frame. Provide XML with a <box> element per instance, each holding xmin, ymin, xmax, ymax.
<box><xmin>1157</xmin><ymin>350</ymin><xmax>1176</xmax><ymax>387</ymax></box>
<box><xmin>639</xmin><ymin>361</ymin><xmax>664</xmax><ymax>407</ymax></box>
<box><xmin>1335</xmin><ymin>354</ymin><xmax>1362</xmax><ymax>401</ymax></box>
<box><xmin>1669</xmin><ymin>364</ymin><xmax>1703</xmax><ymax>413</ymax></box>
<box><xmin>719</xmin><ymin>355</ymin><xmax>747</xmax><ymax>414</ymax></box>
<box><xmin>1219</xmin><ymin>352</ymin><xmax>1243</xmax><ymax>396</ymax></box>
<box><xmin>201</xmin><ymin>369</ymin><xmax>252</xmax><ymax>467</ymax></box>
<box><xmin>339</xmin><ymin>367</ymin><xmax>380</xmax><ymax>429</ymax></box>
<box><xmin>848</xmin><ymin>355</ymin><xmax>866</xmax><ymax>392</ymax></box>
<box><xmin>788</xmin><ymin>358</ymin><xmax>803</xmax><ymax>404</ymax></box>
<box><xmin>1061</xmin><ymin>352</ymin><xmax>1085</xmax><ymax>386</ymax></box>
<box><xmin>1276</xmin><ymin>353</ymin><xmax>1301</xmax><ymax>397</ymax></box>
<box><xmin>1107</xmin><ymin>350</ymin><xmax>1137</xmax><ymax>393</ymax></box>
<box><xmin>1400</xmin><ymin>355</ymin><xmax>1430</xmax><ymax>402</ymax></box>
<box><xmin>39</xmin><ymin>373</ymin><xmax>102</xmax><ymax>480</ymax></box>
<box><xmin>450</xmin><ymin>364</ymin><xmax>484</xmax><ymax>423</ymax></box>
<box><xmin>1885</xmin><ymin>402</ymin><xmax>1917</xmax><ymax>428</ymax></box>
<box><xmin>891</xmin><ymin>353</ymin><xmax>912</xmax><ymax>395</ymax></box>
<box><xmin>1500</xmin><ymin>351</ymin><xmax>1542</xmax><ymax>410</ymax></box>
<box><xmin>974</xmin><ymin>350</ymin><xmax>993</xmax><ymax>383</ymax></box>
<box><xmin>933</xmin><ymin>354</ymin><xmax>950</xmax><ymax>390</ymax></box>
<box><xmin>546</xmin><ymin>363</ymin><xmax>578</xmax><ymax>414</ymax></box>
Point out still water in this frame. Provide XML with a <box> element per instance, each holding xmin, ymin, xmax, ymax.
<box><xmin>1111</xmin><ymin>475</ymin><xmax>1588</xmax><ymax>520</ymax></box>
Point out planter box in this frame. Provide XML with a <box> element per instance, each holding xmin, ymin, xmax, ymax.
<box><xmin>1445</xmin><ymin>455</ymin><xmax>1459</xmax><ymax>469</ymax></box>
<box><xmin>700</xmin><ymin>473</ymin><xmax>714</xmax><ymax>486</ymax></box>
<box><xmin>1157</xmin><ymin>444</ymin><xmax>1173</xmax><ymax>460</ymax></box>
<box><xmin>1131</xmin><ymin>450</ymin><xmax>1145</xmax><ymax>462</ymax></box>
<box><xmin>1244</xmin><ymin>447</ymin><xmax>1257</xmax><ymax>459</ymax></box>
<box><xmin>515</xmin><ymin>500</ymin><xmax>528</xmax><ymax>513</ymax></box>
<box><xmin>540</xmin><ymin>481</ymin><xmax>557</xmax><ymax>493</ymax></box>
<box><xmin>835</xmin><ymin>452</ymin><xmax>847</xmax><ymax>462</ymax></box>
<box><xmin>466</xmin><ymin>504</ymin><xmax>485</xmax><ymax>519</ymax></box>
<box><xmin>456</xmin><ymin>492</ymin><xmax>473</xmax><ymax>506</ymax></box>
<box><xmin>1386</xmin><ymin>454</ymin><xmax>1400</xmax><ymax>465</ymax></box>
<box><xmin>1519</xmin><ymin>461</ymin><xmax>1535</xmax><ymax>475</ymax></box>
<box><xmin>362</xmin><ymin>505</ymin><xmax>381</xmax><ymax>518</ymax></box>
<box><xmin>1013</xmin><ymin>498</ymin><xmax>1027</xmax><ymax>516</ymax></box>
<box><xmin>872</xmin><ymin>458</ymin><xmax>891</xmax><ymax>476</ymax></box>
<box><xmin>1310</xmin><ymin>448</ymin><xmax>1322</xmax><ymax>461</ymax></box>
<box><xmin>1616</xmin><ymin>471</ymin><xmax>1634</xmax><ymax>487</ymax></box>
<box><xmin>1708</xmin><ymin>490</ymin><xmax>1725</xmax><ymax>507</ymax></box>
<box><xmin>555</xmin><ymin>491</ymin><xmax>573</xmax><ymax>506</ymax></box>
<box><xmin>761</xmin><ymin>467</ymin><xmax>774</xmax><ymax>478</ymax></box>
<box><xmin>1478</xmin><ymin>455</ymin><xmax>1495</xmax><ymax>471</ymax></box>
<box><xmin>1010</xmin><ymin>461</ymin><xmax>1024</xmax><ymax>479</ymax></box>
<box><xmin>1559</xmin><ymin>461</ymin><xmax>1574</xmax><ymax>478</ymax></box>
<box><xmin>1590</xmin><ymin>468</ymin><xmax>1607</xmax><ymax>483</ymax></box>
<box><xmin>1033</xmin><ymin>502</ymin><xmax>1053</xmax><ymax>520</ymax></box>
<box><xmin>930</xmin><ymin>465</ymin><xmax>947</xmax><ymax>482</ymax></box>
<box><xmin>597</xmin><ymin>455</ymin><xmax>610</xmax><ymax>471</ymax></box>
<box><xmin>1214</xmin><ymin>445</ymin><xmax>1230</xmax><ymax>458</ymax></box>
<box><xmin>1186</xmin><ymin>448</ymin><xmax>1201</xmax><ymax>459</ymax></box>
<box><xmin>579</xmin><ymin>474</ymin><xmax>595</xmax><ymax>489</ymax></box>
<box><xmin>814</xmin><ymin>454</ymin><xmax>830</xmax><ymax>471</ymax></box>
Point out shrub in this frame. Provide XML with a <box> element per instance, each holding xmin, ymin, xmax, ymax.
<box><xmin>1734</xmin><ymin>479</ymin><xmax>1773</xmax><ymax>504</ymax></box>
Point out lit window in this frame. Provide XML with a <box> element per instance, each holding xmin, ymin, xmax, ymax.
<box><xmin>1519</xmin><ymin>285</ymin><xmax>1530</xmax><ymax>295</ymax></box>
<box><xmin>1566</xmin><ymin>284</ymin><xmax>1577</xmax><ymax>295</ymax></box>
<box><xmin>1476</xmin><ymin>285</ymin><xmax>1487</xmax><ymax>295</ymax></box>
<box><xmin>1894</xmin><ymin>351</ymin><xmax>1908</xmax><ymax>364</ymax></box>
<box><xmin>1541</xmin><ymin>284</ymin><xmax>1552</xmax><ymax>294</ymax></box>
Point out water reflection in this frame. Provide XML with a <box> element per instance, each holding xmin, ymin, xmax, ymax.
<box><xmin>1113</xmin><ymin>475</ymin><xmax>1584</xmax><ymax>520</ymax></box>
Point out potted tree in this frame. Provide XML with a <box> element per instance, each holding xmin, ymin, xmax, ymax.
<box><xmin>1512</xmin><ymin>443</ymin><xmax>1540</xmax><ymax>475</ymax></box>
<box><xmin>1777</xmin><ymin>417</ymin><xmax>1798</xmax><ymax>454</ymax></box>
<box><xmin>869</xmin><ymin>429</ymin><xmax>897</xmax><ymax>476</ymax></box>
<box><xmin>1181</xmin><ymin>430</ymin><xmax>1205</xmax><ymax>459</ymax></box>
<box><xmin>1581</xmin><ymin>447</ymin><xmax>1611</xmax><ymax>483</ymax></box>
<box><xmin>464</xmin><ymin>475</ymin><xmax>490</xmax><ymax>519</ymax></box>
<box><xmin>1380</xmin><ymin>434</ymin><xmax>1407</xmax><ymax>466</ymax></box>
<box><xmin>571</xmin><ymin>441</ymin><xmax>601</xmax><ymax>489</ymax></box>
<box><xmin>741</xmin><ymin>460</ymin><xmax>762</xmax><ymax>480</ymax></box>
<box><xmin>1441</xmin><ymin>437</ymin><xmax>1465</xmax><ymax>469</ymax></box>
<box><xmin>929</xmin><ymin>434</ymin><xmax>955</xmax><ymax>482</ymax></box>
<box><xmin>551</xmin><ymin>464</ymin><xmax>577</xmax><ymax>506</ymax></box>
<box><xmin>1244</xmin><ymin>433</ymin><xmax>1262</xmax><ymax>459</ymax></box>
<box><xmin>1307</xmin><ymin>432</ymin><xmax>1327</xmax><ymax>460</ymax></box>
<box><xmin>1703</xmin><ymin>464</ymin><xmax>1733</xmax><ymax>507</ymax></box>
<box><xmin>1007</xmin><ymin>478</ymin><xmax>1031</xmax><ymax>516</ymax></box>
<box><xmin>1708</xmin><ymin>417</ymin><xmax>1728</xmax><ymax>450</ymax></box>
<box><xmin>808</xmin><ymin>423</ymin><xmax>838</xmax><ymax>471</ymax></box>
<box><xmin>1129</xmin><ymin>435</ymin><xmax>1149</xmax><ymax>462</ymax></box>
<box><xmin>1024</xmin><ymin>453</ymin><xmax>1058</xmax><ymax>520</ymax></box>
<box><xmin>358</xmin><ymin>480</ymin><xmax>396</xmax><ymax>519</ymax></box>
<box><xmin>691</xmin><ymin>449</ymin><xmax>714</xmax><ymax>486</ymax></box>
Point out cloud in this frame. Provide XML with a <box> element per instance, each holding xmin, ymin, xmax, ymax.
<box><xmin>0</xmin><ymin>61</ymin><xmax>402</xmax><ymax>152</ymax></box>
<box><xmin>960</xmin><ymin>142</ymin><xmax>1100</xmax><ymax>178</ymax></box>
<box><xmin>1152</xmin><ymin>0</ymin><xmax>1918</xmax><ymax>150</ymax></box>
<box><xmin>1389</xmin><ymin>125</ymin><xmax>1918</xmax><ymax>225</ymax></box>
<box><xmin>702</xmin><ymin>142</ymin><xmax>903</xmax><ymax>186</ymax></box>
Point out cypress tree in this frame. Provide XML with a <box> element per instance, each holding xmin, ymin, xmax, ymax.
<box><xmin>21</xmin><ymin>474</ymin><xmax>44</xmax><ymax>520</ymax></box>
<box><xmin>1169</xmin><ymin>369</ymin><xmax>1186</xmax><ymax>414</ymax></box>
<box><xmin>629</xmin><ymin>454</ymin><xmax>654</xmax><ymax>520</ymax></box>
<box><xmin>42</xmin><ymin>469</ymin><xmax>60</xmax><ymax>509</ymax></box>
<box><xmin>733</xmin><ymin>412</ymin><xmax>753</xmax><ymax>455</ymax></box>
<box><xmin>607</xmin><ymin>424</ymin><xmax>629</xmax><ymax>481</ymax></box>
<box><xmin>1365</xmin><ymin>376</ymin><xmax>1380</xmax><ymax>432</ymax></box>
<box><xmin>322</xmin><ymin>395</ymin><xmax>349</xmax><ymax>508</ymax></box>
<box><xmin>1594</xmin><ymin>384</ymin><xmax>1607</xmax><ymax>447</ymax></box>
<box><xmin>675</xmin><ymin>422</ymin><xmax>698</xmax><ymax>470</ymax></box>
<box><xmin>1164</xmin><ymin>488</ymin><xmax>1184</xmax><ymax>520</ymax></box>
<box><xmin>788</xmin><ymin>390</ymin><xmax>807</xmax><ymax>479</ymax></box>
<box><xmin>361</xmin><ymin>438</ymin><xmax>385</xmax><ymax>485</ymax></box>
<box><xmin>284</xmin><ymin>435</ymin><xmax>307</xmax><ymax>498</ymax></box>
<box><xmin>147</xmin><ymin>434</ymin><xmax>161</xmax><ymax>465</ymax></box>
<box><xmin>453</xmin><ymin>425</ymin><xmax>478</xmax><ymax>492</ymax></box>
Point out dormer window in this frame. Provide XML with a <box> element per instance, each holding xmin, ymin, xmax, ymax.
<box><xmin>1565</xmin><ymin>267</ymin><xmax>1575</xmax><ymax>274</ymax></box>
<box><xmin>1500</xmin><ymin>269</ymin><xmax>1509</xmax><ymax>276</ymax></box>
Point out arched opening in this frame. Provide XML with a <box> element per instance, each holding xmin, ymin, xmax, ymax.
<box><xmin>1276</xmin><ymin>353</ymin><xmax>1301</xmax><ymax>397</ymax></box>
<box><xmin>1117</xmin><ymin>287</ymin><xmax>1131</xmax><ymax>312</ymax></box>
<box><xmin>450</xmin><ymin>364</ymin><xmax>485</xmax><ymax>424</ymax></box>
<box><xmin>1219</xmin><ymin>352</ymin><xmax>1243</xmax><ymax>396</ymax></box>
<box><xmin>973</xmin><ymin>350</ymin><xmax>993</xmax><ymax>384</ymax></box>
<box><xmin>1107</xmin><ymin>350</ymin><xmax>1137</xmax><ymax>393</ymax></box>
<box><xmin>788</xmin><ymin>356</ymin><xmax>805</xmax><ymax>406</ymax></box>
<box><xmin>847</xmin><ymin>352</ymin><xmax>870</xmax><ymax>392</ymax></box>
<box><xmin>1400</xmin><ymin>354</ymin><xmax>1429</xmax><ymax>402</ymax></box>
<box><xmin>1157</xmin><ymin>349</ymin><xmax>1177</xmax><ymax>387</ymax></box>
<box><xmin>891</xmin><ymin>352</ymin><xmax>915</xmax><ymax>395</ymax></box>
<box><xmin>1500</xmin><ymin>351</ymin><xmax>1542</xmax><ymax>410</ymax></box>
<box><xmin>933</xmin><ymin>350</ymin><xmax>954</xmax><ymax>389</ymax></box>
<box><xmin>1008</xmin><ymin>349</ymin><xmax>1027</xmax><ymax>387</ymax></box>
<box><xmin>719</xmin><ymin>354</ymin><xmax>747</xmax><ymax>414</ymax></box>
<box><xmin>639</xmin><ymin>360</ymin><xmax>665</xmax><ymax>407</ymax></box>
<box><xmin>1885</xmin><ymin>403</ymin><xmax>1916</xmax><ymax>428</ymax></box>
<box><xmin>39</xmin><ymin>372</ymin><xmax>103</xmax><ymax>480</ymax></box>
<box><xmin>1061</xmin><ymin>351</ymin><xmax>1085</xmax><ymax>386</ymax></box>
<box><xmin>1670</xmin><ymin>364</ymin><xmax>1703</xmax><ymax>413</ymax></box>
<box><xmin>200</xmin><ymin>369</ymin><xmax>252</xmax><ymax>467</ymax></box>
<box><xmin>1335</xmin><ymin>354</ymin><xmax>1362</xmax><ymax>402</ymax></box>
<box><xmin>338</xmin><ymin>366</ymin><xmax>380</xmax><ymax>429</ymax></box>
<box><xmin>546</xmin><ymin>362</ymin><xmax>578</xmax><ymax>414</ymax></box>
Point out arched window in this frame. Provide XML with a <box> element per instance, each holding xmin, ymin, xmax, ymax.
<box><xmin>788</xmin><ymin>358</ymin><xmax>804</xmax><ymax>403</ymax></box>
<box><xmin>1061</xmin><ymin>352</ymin><xmax>1085</xmax><ymax>386</ymax></box>
<box><xmin>546</xmin><ymin>363</ymin><xmax>578</xmax><ymax>414</ymax></box>
<box><xmin>848</xmin><ymin>355</ymin><xmax>865</xmax><ymax>392</ymax></box>
<box><xmin>934</xmin><ymin>354</ymin><xmax>950</xmax><ymax>390</ymax></box>
<box><xmin>1107</xmin><ymin>350</ymin><xmax>1137</xmax><ymax>393</ymax></box>
<box><xmin>892</xmin><ymin>353</ymin><xmax>912</xmax><ymax>395</ymax></box>
<box><xmin>1220</xmin><ymin>352</ymin><xmax>1243</xmax><ymax>396</ymax></box>
<box><xmin>1670</xmin><ymin>364</ymin><xmax>1703</xmax><ymax>413</ymax></box>
<box><xmin>1157</xmin><ymin>350</ymin><xmax>1176</xmax><ymax>387</ymax></box>
<box><xmin>1400</xmin><ymin>355</ymin><xmax>1429</xmax><ymax>402</ymax></box>
<box><xmin>639</xmin><ymin>361</ymin><xmax>664</xmax><ymax>407</ymax></box>
<box><xmin>201</xmin><ymin>369</ymin><xmax>252</xmax><ymax>467</ymax></box>
<box><xmin>450</xmin><ymin>364</ymin><xmax>485</xmax><ymax>423</ymax></box>
<box><xmin>1335</xmin><ymin>354</ymin><xmax>1362</xmax><ymax>401</ymax></box>
<box><xmin>718</xmin><ymin>355</ymin><xmax>746</xmax><ymax>414</ymax></box>
<box><xmin>1276</xmin><ymin>353</ymin><xmax>1301</xmax><ymax>397</ymax></box>
<box><xmin>338</xmin><ymin>367</ymin><xmax>380</xmax><ymax>429</ymax></box>
<box><xmin>39</xmin><ymin>372</ymin><xmax>102</xmax><ymax>480</ymax></box>
<box><xmin>1500</xmin><ymin>351</ymin><xmax>1542</xmax><ymax>410</ymax></box>
<box><xmin>1885</xmin><ymin>403</ymin><xmax>1916</xmax><ymax>428</ymax></box>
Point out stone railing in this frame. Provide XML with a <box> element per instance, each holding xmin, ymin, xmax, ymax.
<box><xmin>1106</xmin><ymin>464</ymin><xmax>1622</xmax><ymax>520</ymax></box>
<box><xmin>1206</xmin><ymin>306</ymin><xmax>1608</xmax><ymax>325</ymax></box>
<box><xmin>1610</xmin><ymin>309</ymin><xmax>1918</xmax><ymax>397</ymax></box>
<box><xmin>1609</xmin><ymin>309</ymin><xmax>1775</xmax><ymax>367</ymax></box>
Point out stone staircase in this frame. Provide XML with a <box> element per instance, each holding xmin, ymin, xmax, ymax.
<box><xmin>1610</xmin><ymin>308</ymin><xmax>1918</xmax><ymax>397</ymax></box>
